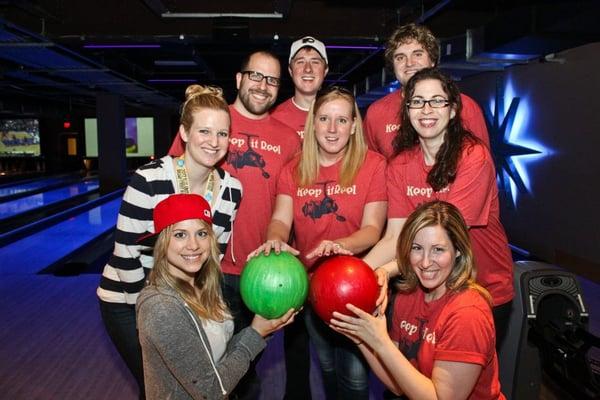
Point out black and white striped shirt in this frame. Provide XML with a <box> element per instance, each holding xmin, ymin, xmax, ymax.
<box><xmin>97</xmin><ymin>156</ymin><xmax>242</xmax><ymax>305</ymax></box>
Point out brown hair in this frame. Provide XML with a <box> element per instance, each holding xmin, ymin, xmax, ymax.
<box><xmin>148</xmin><ymin>220</ymin><xmax>230</xmax><ymax>321</ymax></box>
<box><xmin>392</xmin><ymin>68</ymin><xmax>479</xmax><ymax>191</ymax></box>
<box><xmin>384</xmin><ymin>23</ymin><xmax>440</xmax><ymax>70</ymax></box>
<box><xmin>240</xmin><ymin>49</ymin><xmax>280</xmax><ymax>72</ymax></box>
<box><xmin>395</xmin><ymin>200</ymin><xmax>491</xmax><ymax>304</ymax></box>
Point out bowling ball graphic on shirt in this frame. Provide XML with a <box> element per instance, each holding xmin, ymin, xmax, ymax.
<box><xmin>227</xmin><ymin>132</ymin><xmax>270</xmax><ymax>178</ymax></box>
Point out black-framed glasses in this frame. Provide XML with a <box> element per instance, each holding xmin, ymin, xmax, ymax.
<box><xmin>407</xmin><ymin>98</ymin><xmax>450</xmax><ymax>109</ymax></box>
<box><xmin>241</xmin><ymin>70</ymin><xmax>281</xmax><ymax>87</ymax></box>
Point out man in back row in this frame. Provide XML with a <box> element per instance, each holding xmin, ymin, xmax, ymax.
<box><xmin>271</xmin><ymin>36</ymin><xmax>329</xmax><ymax>400</ymax></box>
<box><xmin>364</xmin><ymin>23</ymin><xmax>490</xmax><ymax>159</ymax></box>
<box><xmin>272</xmin><ymin>36</ymin><xmax>329</xmax><ymax>140</ymax></box>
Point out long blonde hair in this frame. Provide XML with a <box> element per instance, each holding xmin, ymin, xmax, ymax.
<box><xmin>395</xmin><ymin>201</ymin><xmax>492</xmax><ymax>304</ymax></box>
<box><xmin>297</xmin><ymin>86</ymin><xmax>366</xmax><ymax>187</ymax></box>
<box><xmin>148</xmin><ymin>220</ymin><xmax>230</xmax><ymax>321</ymax></box>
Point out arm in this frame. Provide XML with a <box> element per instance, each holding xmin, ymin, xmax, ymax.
<box><xmin>363</xmin><ymin>217</ymin><xmax>405</xmax><ymax>310</ymax></box>
<box><xmin>110</xmin><ymin>172</ymin><xmax>159</xmax><ymax>288</ymax></box>
<box><xmin>362</xmin><ymin>217</ymin><xmax>406</xmax><ymax>269</ymax></box>
<box><xmin>247</xmin><ymin>194</ymin><xmax>299</xmax><ymax>259</ymax></box>
<box><xmin>331</xmin><ymin>304</ymin><xmax>483</xmax><ymax>400</ymax></box>
<box><xmin>305</xmin><ymin>200</ymin><xmax>387</xmax><ymax>259</ymax></box>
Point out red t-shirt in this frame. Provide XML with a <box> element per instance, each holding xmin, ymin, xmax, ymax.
<box><xmin>387</xmin><ymin>143</ymin><xmax>513</xmax><ymax>306</ymax></box>
<box><xmin>166</xmin><ymin>106</ymin><xmax>300</xmax><ymax>275</ymax></box>
<box><xmin>271</xmin><ymin>97</ymin><xmax>308</xmax><ymax>141</ymax></box>
<box><xmin>277</xmin><ymin>151</ymin><xmax>387</xmax><ymax>269</ymax></box>
<box><xmin>220</xmin><ymin>106</ymin><xmax>300</xmax><ymax>275</ymax></box>
<box><xmin>390</xmin><ymin>288</ymin><xmax>505</xmax><ymax>400</ymax></box>
<box><xmin>364</xmin><ymin>90</ymin><xmax>490</xmax><ymax>159</ymax></box>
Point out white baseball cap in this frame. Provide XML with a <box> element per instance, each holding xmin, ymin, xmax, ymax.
<box><xmin>289</xmin><ymin>36</ymin><xmax>328</xmax><ymax>64</ymax></box>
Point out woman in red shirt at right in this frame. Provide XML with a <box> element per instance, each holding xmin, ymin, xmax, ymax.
<box><xmin>332</xmin><ymin>200</ymin><xmax>505</xmax><ymax>399</ymax></box>
<box><xmin>363</xmin><ymin>68</ymin><xmax>513</xmax><ymax>348</ymax></box>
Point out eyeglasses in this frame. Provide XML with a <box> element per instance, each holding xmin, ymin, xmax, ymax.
<box><xmin>241</xmin><ymin>70</ymin><xmax>281</xmax><ymax>87</ymax></box>
<box><xmin>407</xmin><ymin>98</ymin><xmax>450</xmax><ymax>109</ymax></box>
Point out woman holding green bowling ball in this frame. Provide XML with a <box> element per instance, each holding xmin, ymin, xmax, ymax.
<box><xmin>137</xmin><ymin>194</ymin><xmax>295</xmax><ymax>400</ymax></box>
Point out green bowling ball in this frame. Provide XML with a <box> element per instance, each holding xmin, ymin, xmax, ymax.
<box><xmin>240</xmin><ymin>251</ymin><xmax>309</xmax><ymax>319</ymax></box>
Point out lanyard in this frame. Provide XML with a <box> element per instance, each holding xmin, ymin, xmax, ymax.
<box><xmin>175</xmin><ymin>155</ymin><xmax>215</xmax><ymax>205</ymax></box>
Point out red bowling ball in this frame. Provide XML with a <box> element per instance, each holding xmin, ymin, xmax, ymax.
<box><xmin>309</xmin><ymin>255</ymin><xmax>379</xmax><ymax>322</ymax></box>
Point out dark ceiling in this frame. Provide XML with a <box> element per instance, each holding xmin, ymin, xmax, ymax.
<box><xmin>1</xmin><ymin>0</ymin><xmax>599</xmax><ymax>116</ymax></box>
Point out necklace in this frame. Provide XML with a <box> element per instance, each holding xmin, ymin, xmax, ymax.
<box><xmin>175</xmin><ymin>155</ymin><xmax>216</xmax><ymax>205</ymax></box>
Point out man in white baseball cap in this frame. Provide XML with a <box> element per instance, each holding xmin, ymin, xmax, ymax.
<box><xmin>272</xmin><ymin>36</ymin><xmax>329</xmax><ymax>141</ymax></box>
<box><xmin>270</xmin><ymin>35</ymin><xmax>328</xmax><ymax>400</ymax></box>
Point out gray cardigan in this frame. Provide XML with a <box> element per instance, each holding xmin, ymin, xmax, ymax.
<box><xmin>136</xmin><ymin>285</ymin><xmax>266</xmax><ymax>399</ymax></box>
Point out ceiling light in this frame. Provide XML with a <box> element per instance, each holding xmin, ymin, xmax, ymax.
<box><xmin>326</xmin><ymin>45</ymin><xmax>382</xmax><ymax>50</ymax></box>
<box><xmin>162</xmin><ymin>12</ymin><xmax>283</xmax><ymax>19</ymax></box>
<box><xmin>84</xmin><ymin>44</ymin><xmax>161</xmax><ymax>49</ymax></box>
<box><xmin>154</xmin><ymin>60</ymin><xmax>197</xmax><ymax>66</ymax></box>
<box><xmin>148</xmin><ymin>79</ymin><xmax>198</xmax><ymax>83</ymax></box>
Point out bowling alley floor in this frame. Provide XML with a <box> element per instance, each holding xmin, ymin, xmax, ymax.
<box><xmin>0</xmin><ymin>268</ymin><xmax>597</xmax><ymax>399</ymax></box>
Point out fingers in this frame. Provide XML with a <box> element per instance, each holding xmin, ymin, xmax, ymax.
<box><xmin>375</xmin><ymin>289</ymin><xmax>387</xmax><ymax>310</ymax></box>
<box><xmin>286</xmin><ymin>245</ymin><xmax>301</xmax><ymax>256</ymax></box>
<box><xmin>374</xmin><ymin>267</ymin><xmax>390</xmax><ymax>287</ymax></box>
<box><xmin>346</xmin><ymin>303</ymin><xmax>374</xmax><ymax>319</ymax></box>
<box><xmin>331</xmin><ymin>311</ymin><xmax>353</xmax><ymax>323</ymax></box>
<box><xmin>267</xmin><ymin>240</ymin><xmax>279</xmax><ymax>255</ymax></box>
<box><xmin>280</xmin><ymin>308</ymin><xmax>296</xmax><ymax>323</ymax></box>
<box><xmin>374</xmin><ymin>268</ymin><xmax>389</xmax><ymax>311</ymax></box>
<box><xmin>275</xmin><ymin>308</ymin><xmax>298</xmax><ymax>329</ymax></box>
<box><xmin>328</xmin><ymin>323</ymin><xmax>354</xmax><ymax>339</ymax></box>
<box><xmin>335</xmin><ymin>247</ymin><xmax>354</xmax><ymax>256</ymax></box>
<box><xmin>246</xmin><ymin>243</ymin><xmax>271</xmax><ymax>260</ymax></box>
<box><xmin>379</xmin><ymin>291</ymin><xmax>389</xmax><ymax>315</ymax></box>
<box><xmin>306</xmin><ymin>241</ymin><xmax>348</xmax><ymax>259</ymax></box>
<box><xmin>329</xmin><ymin>313</ymin><xmax>364</xmax><ymax>339</ymax></box>
<box><xmin>252</xmin><ymin>308</ymin><xmax>299</xmax><ymax>337</ymax></box>
<box><xmin>247</xmin><ymin>240</ymin><xmax>287</xmax><ymax>260</ymax></box>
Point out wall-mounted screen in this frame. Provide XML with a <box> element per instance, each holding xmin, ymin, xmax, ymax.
<box><xmin>0</xmin><ymin>119</ymin><xmax>41</xmax><ymax>157</ymax></box>
<box><xmin>85</xmin><ymin>117</ymin><xmax>154</xmax><ymax>157</ymax></box>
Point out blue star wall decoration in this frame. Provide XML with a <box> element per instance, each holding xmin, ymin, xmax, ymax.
<box><xmin>484</xmin><ymin>77</ymin><xmax>550</xmax><ymax>208</ymax></box>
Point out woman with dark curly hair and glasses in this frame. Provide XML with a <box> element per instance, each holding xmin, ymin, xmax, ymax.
<box><xmin>364</xmin><ymin>68</ymin><xmax>514</xmax><ymax>350</ymax></box>
<box><xmin>249</xmin><ymin>86</ymin><xmax>388</xmax><ymax>399</ymax></box>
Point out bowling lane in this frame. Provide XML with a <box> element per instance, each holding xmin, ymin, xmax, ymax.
<box><xmin>0</xmin><ymin>179</ymin><xmax>99</xmax><ymax>221</ymax></box>
<box><xmin>0</xmin><ymin>196</ymin><xmax>120</xmax><ymax>275</ymax></box>
<box><xmin>0</xmin><ymin>175</ymin><xmax>82</xmax><ymax>200</ymax></box>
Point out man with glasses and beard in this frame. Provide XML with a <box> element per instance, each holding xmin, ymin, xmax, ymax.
<box><xmin>169</xmin><ymin>50</ymin><xmax>300</xmax><ymax>399</ymax></box>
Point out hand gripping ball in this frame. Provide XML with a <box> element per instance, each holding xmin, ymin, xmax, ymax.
<box><xmin>240</xmin><ymin>252</ymin><xmax>309</xmax><ymax>319</ymax></box>
<box><xmin>309</xmin><ymin>255</ymin><xmax>379</xmax><ymax>322</ymax></box>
